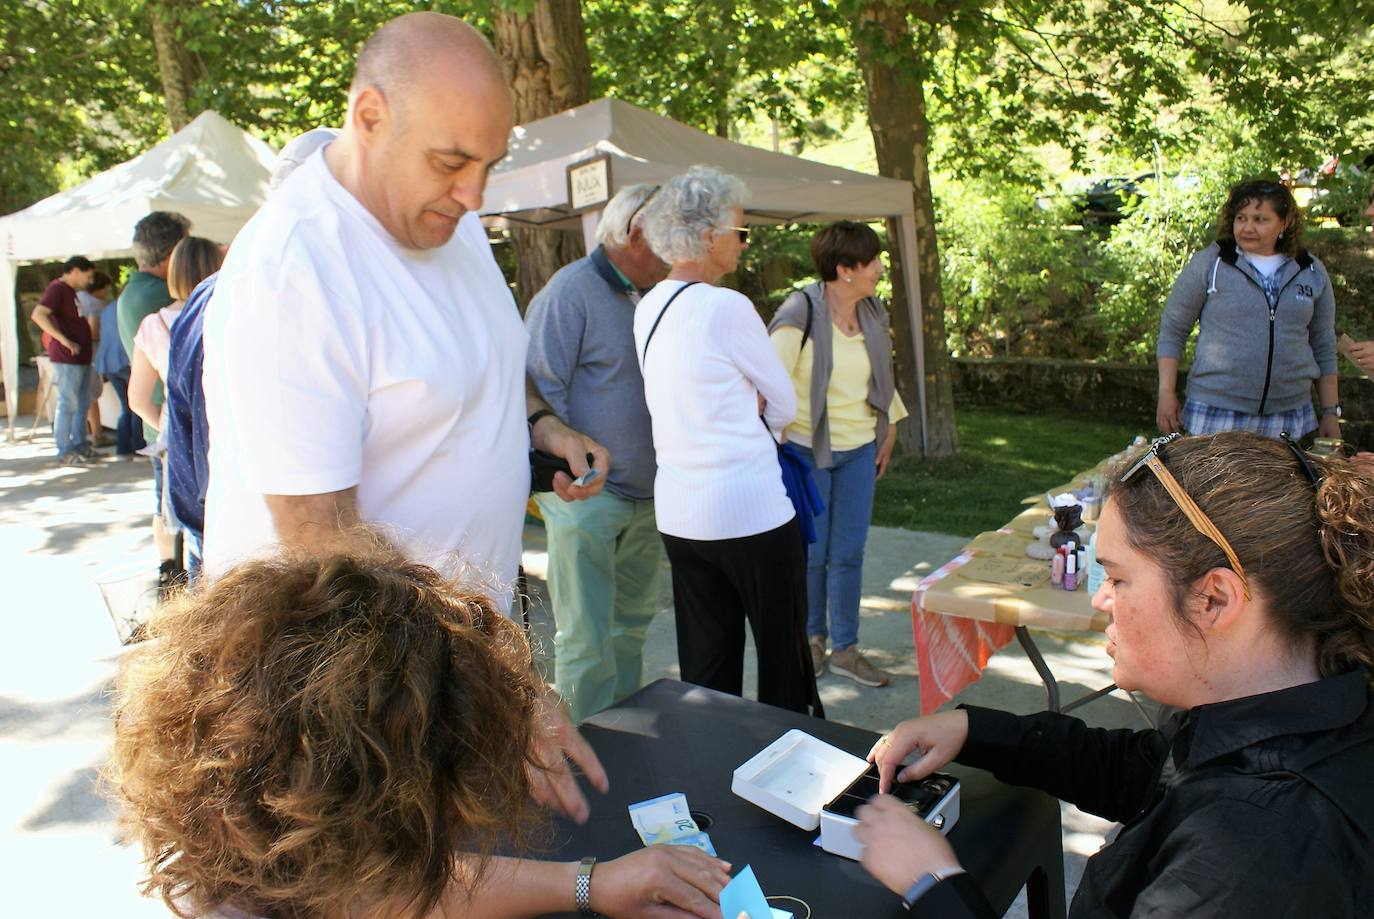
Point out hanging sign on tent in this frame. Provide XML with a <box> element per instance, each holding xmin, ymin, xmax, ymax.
<box><xmin>567</xmin><ymin>154</ymin><xmax>612</xmax><ymax>212</ymax></box>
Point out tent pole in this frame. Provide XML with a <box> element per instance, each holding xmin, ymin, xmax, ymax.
<box><xmin>1</xmin><ymin>258</ymin><xmax>17</xmax><ymax>442</ymax></box>
<box><xmin>895</xmin><ymin>214</ymin><xmax>928</xmax><ymax>457</ymax></box>
<box><xmin>580</xmin><ymin>209</ymin><xmax>602</xmax><ymax>251</ymax></box>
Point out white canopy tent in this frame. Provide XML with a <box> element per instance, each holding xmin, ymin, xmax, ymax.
<box><xmin>482</xmin><ymin>98</ymin><xmax>929</xmax><ymax>452</ymax></box>
<box><xmin>0</xmin><ymin>110</ymin><xmax>276</xmax><ymax>438</ymax></box>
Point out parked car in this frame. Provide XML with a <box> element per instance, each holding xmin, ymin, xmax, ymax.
<box><xmin>1073</xmin><ymin>173</ymin><xmax>1154</xmax><ymax>226</ymax></box>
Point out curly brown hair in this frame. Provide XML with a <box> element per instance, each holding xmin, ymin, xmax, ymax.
<box><xmin>1218</xmin><ymin>178</ymin><xmax>1304</xmax><ymax>258</ymax></box>
<box><xmin>110</xmin><ymin>546</ymin><xmax>546</xmax><ymax>919</ymax></box>
<box><xmin>1108</xmin><ymin>431</ymin><xmax>1374</xmax><ymax>679</ymax></box>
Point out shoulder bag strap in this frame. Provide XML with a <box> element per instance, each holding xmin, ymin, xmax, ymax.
<box><xmin>800</xmin><ymin>290</ymin><xmax>815</xmax><ymax>351</ymax></box>
<box><xmin>641</xmin><ymin>281</ymin><xmax>700</xmax><ymax>364</ymax></box>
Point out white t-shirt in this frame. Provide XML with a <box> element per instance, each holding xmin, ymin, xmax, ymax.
<box><xmin>634</xmin><ymin>280</ymin><xmax>796</xmax><ymax>541</ymax></box>
<box><xmin>202</xmin><ymin>149</ymin><xmax>529</xmax><ymax>608</ymax></box>
<box><xmin>1245</xmin><ymin>252</ymin><xmax>1287</xmax><ymax>277</ymax></box>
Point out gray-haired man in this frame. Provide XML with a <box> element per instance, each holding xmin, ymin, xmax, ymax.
<box><xmin>526</xmin><ymin>184</ymin><xmax>669</xmax><ymax>722</ymax></box>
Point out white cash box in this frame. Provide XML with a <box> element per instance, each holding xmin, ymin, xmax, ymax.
<box><xmin>731</xmin><ymin>729</ymin><xmax>959</xmax><ymax>861</ymax></box>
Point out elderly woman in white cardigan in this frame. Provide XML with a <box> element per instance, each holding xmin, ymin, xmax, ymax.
<box><xmin>633</xmin><ymin>165</ymin><xmax>820</xmax><ymax>715</ymax></box>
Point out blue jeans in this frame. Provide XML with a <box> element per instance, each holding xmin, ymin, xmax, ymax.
<box><xmin>796</xmin><ymin>441</ymin><xmax>877</xmax><ymax>651</ymax></box>
<box><xmin>50</xmin><ymin>363</ymin><xmax>92</xmax><ymax>457</ymax></box>
<box><xmin>105</xmin><ymin>367</ymin><xmax>145</xmax><ymax>456</ymax></box>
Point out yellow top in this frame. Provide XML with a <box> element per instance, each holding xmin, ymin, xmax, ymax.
<box><xmin>770</xmin><ymin>324</ymin><xmax>909</xmax><ymax>450</ymax></box>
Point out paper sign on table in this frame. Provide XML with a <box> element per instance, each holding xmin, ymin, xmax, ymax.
<box><xmin>954</xmin><ymin>555</ymin><xmax>1049</xmax><ymax>588</ymax></box>
<box><xmin>718</xmin><ymin>865</ymin><xmax>792</xmax><ymax>919</ymax></box>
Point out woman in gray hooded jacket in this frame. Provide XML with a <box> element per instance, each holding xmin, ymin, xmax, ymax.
<box><xmin>1156</xmin><ymin>179</ymin><xmax>1340</xmax><ymax>440</ymax></box>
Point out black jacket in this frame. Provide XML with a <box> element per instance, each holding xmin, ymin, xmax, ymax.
<box><xmin>924</xmin><ymin>669</ymin><xmax>1374</xmax><ymax>917</ymax></box>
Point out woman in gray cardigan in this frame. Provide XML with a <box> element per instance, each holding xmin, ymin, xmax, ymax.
<box><xmin>1156</xmin><ymin>179</ymin><xmax>1340</xmax><ymax>440</ymax></box>
<box><xmin>769</xmin><ymin>222</ymin><xmax>908</xmax><ymax>689</ymax></box>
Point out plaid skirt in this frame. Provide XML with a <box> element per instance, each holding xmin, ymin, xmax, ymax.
<box><xmin>1182</xmin><ymin>399</ymin><xmax>1317</xmax><ymax>439</ymax></box>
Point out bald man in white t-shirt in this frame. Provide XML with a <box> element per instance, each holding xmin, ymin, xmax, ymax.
<box><xmin>202</xmin><ymin>13</ymin><xmax>610</xmax><ymax>824</ymax></box>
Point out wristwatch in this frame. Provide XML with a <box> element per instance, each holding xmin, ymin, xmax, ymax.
<box><xmin>528</xmin><ymin>408</ymin><xmax>559</xmax><ymax>435</ymax></box>
<box><xmin>575</xmin><ymin>855</ymin><xmax>599</xmax><ymax>916</ymax></box>
<box><xmin>902</xmin><ymin>867</ymin><xmax>963</xmax><ymax>910</ymax></box>
<box><xmin>1321</xmin><ymin>404</ymin><xmax>1342</xmax><ymax>418</ymax></box>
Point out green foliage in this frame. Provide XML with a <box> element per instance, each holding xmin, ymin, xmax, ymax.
<box><xmin>1094</xmin><ymin>134</ymin><xmax>1272</xmax><ymax>360</ymax></box>
<box><xmin>917</xmin><ymin>1</ymin><xmax>1374</xmax><ymax>183</ymax></box>
<box><xmin>1309</xmin><ymin>161</ymin><xmax>1374</xmax><ymax>227</ymax></box>
<box><xmin>933</xmin><ymin>124</ymin><xmax>1323</xmax><ymax>364</ymax></box>
<box><xmin>936</xmin><ymin>177</ymin><xmax>1098</xmax><ymax>357</ymax></box>
<box><xmin>1310</xmin><ymin>227</ymin><xmax>1374</xmax><ymax>342</ymax></box>
<box><xmin>584</xmin><ymin>0</ymin><xmax>858</xmax><ymax>143</ymax></box>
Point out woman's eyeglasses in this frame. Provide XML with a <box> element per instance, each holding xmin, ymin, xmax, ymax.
<box><xmin>1119</xmin><ymin>433</ymin><xmax>1251</xmax><ymax>600</ymax></box>
<box><xmin>720</xmin><ymin>226</ymin><xmax>750</xmax><ymax>243</ymax></box>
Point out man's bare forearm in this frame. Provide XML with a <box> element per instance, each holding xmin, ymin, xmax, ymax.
<box><xmin>30</xmin><ymin>306</ymin><xmax>69</xmax><ymax>347</ymax></box>
<box><xmin>526</xmin><ymin>373</ymin><xmax>555</xmax><ymax>420</ymax></box>
<box><xmin>264</xmin><ymin>488</ymin><xmax>364</xmax><ymax>550</ymax></box>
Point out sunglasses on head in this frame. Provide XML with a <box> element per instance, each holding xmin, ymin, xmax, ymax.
<box><xmin>1279</xmin><ymin>432</ymin><xmax>1321</xmax><ymax>485</ymax></box>
<box><xmin>1119</xmin><ymin>433</ymin><xmax>1251</xmax><ymax>600</ymax></box>
<box><xmin>1118</xmin><ymin>432</ymin><xmax>1323</xmax><ymax>602</ymax></box>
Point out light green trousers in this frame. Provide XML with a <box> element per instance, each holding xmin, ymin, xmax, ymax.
<box><xmin>535</xmin><ymin>490</ymin><xmax>663</xmax><ymax>723</ymax></box>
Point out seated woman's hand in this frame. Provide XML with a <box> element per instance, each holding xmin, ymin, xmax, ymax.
<box><xmin>527</xmin><ymin>684</ymin><xmax>609</xmax><ymax>824</ymax></box>
<box><xmin>867</xmin><ymin>709</ymin><xmax>968</xmax><ymax>793</ymax></box>
<box><xmin>854</xmin><ymin>795</ymin><xmax>962</xmax><ymax>897</ymax></box>
<box><xmin>591</xmin><ymin>846</ymin><xmax>732</xmax><ymax>918</ymax></box>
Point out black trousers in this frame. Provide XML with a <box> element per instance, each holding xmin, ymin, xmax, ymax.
<box><xmin>661</xmin><ymin>520</ymin><xmax>822</xmax><ymax>716</ymax></box>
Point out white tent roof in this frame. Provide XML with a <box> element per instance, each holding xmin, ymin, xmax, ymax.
<box><xmin>0</xmin><ymin>110</ymin><xmax>275</xmax><ymax>263</ymax></box>
<box><xmin>2</xmin><ymin>111</ymin><xmax>276</xmax><ymax>436</ymax></box>
<box><xmin>483</xmin><ymin>97</ymin><xmax>915</xmax><ymax>228</ymax></box>
<box><xmin>481</xmin><ymin>97</ymin><xmax>928</xmax><ymax>451</ymax></box>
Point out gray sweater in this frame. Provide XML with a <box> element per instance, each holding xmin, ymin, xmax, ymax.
<box><xmin>1157</xmin><ymin>240</ymin><xmax>1337</xmax><ymax>415</ymax></box>
<box><xmin>526</xmin><ymin>247</ymin><xmax>656</xmax><ymax>500</ymax></box>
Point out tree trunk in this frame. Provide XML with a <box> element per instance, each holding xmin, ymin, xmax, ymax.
<box><xmin>149</xmin><ymin>1</ymin><xmax>199</xmax><ymax>132</ymax></box>
<box><xmin>491</xmin><ymin>0</ymin><xmax>593</xmax><ymax>309</ymax></box>
<box><xmin>853</xmin><ymin>3</ymin><xmax>959</xmax><ymax>458</ymax></box>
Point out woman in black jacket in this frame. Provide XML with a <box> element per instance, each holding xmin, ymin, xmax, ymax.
<box><xmin>858</xmin><ymin>430</ymin><xmax>1374</xmax><ymax>917</ymax></box>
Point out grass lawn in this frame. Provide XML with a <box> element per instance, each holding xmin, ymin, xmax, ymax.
<box><xmin>873</xmin><ymin>405</ymin><xmax>1148</xmax><ymax>537</ymax></box>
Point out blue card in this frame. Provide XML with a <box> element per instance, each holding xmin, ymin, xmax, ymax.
<box><xmin>719</xmin><ymin>865</ymin><xmax>791</xmax><ymax>919</ymax></box>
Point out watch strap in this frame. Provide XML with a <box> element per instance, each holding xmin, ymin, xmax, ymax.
<box><xmin>528</xmin><ymin>408</ymin><xmax>559</xmax><ymax>432</ymax></box>
<box><xmin>1321</xmin><ymin>404</ymin><xmax>1342</xmax><ymax>417</ymax></box>
<box><xmin>575</xmin><ymin>855</ymin><xmax>598</xmax><ymax>916</ymax></box>
<box><xmin>902</xmin><ymin>868</ymin><xmax>963</xmax><ymax>910</ymax></box>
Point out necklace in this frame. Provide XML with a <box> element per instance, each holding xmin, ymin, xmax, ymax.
<box><xmin>826</xmin><ymin>287</ymin><xmax>861</xmax><ymax>336</ymax></box>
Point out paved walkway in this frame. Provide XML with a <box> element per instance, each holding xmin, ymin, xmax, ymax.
<box><xmin>0</xmin><ymin>423</ymin><xmax>1137</xmax><ymax>916</ymax></box>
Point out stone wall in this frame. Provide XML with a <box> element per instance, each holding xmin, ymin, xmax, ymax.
<box><xmin>950</xmin><ymin>356</ymin><xmax>1374</xmax><ymax>447</ymax></box>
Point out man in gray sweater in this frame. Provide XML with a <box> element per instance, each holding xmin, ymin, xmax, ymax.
<box><xmin>526</xmin><ymin>184</ymin><xmax>669</xmax><ymax>722</ymax></box>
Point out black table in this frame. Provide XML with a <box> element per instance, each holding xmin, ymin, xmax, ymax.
<box><xmin>541</xmin><ymin>680</ymin><xmax>1066</xmax><ymax>918</ymax></box>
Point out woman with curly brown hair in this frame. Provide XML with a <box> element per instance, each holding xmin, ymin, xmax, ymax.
<box><xmin>110</xmin><ymin>546</ymin><xmax>731</xmax><ymax>919</ymax></box>
<box><xmin>858</xmin><ymin>431</ymin><xmax>1374</xmax><ymax>917</ymax></box>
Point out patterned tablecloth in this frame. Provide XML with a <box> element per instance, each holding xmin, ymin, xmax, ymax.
<box><xmin>911</xmin><ymin>494</ymin><xmax>1108</xmax><ymax>715</ymax></box>
<box><xmin>912</xmin><ymin>552</ymin><xmax>1017</xmax><ymax>715</ymax></box>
